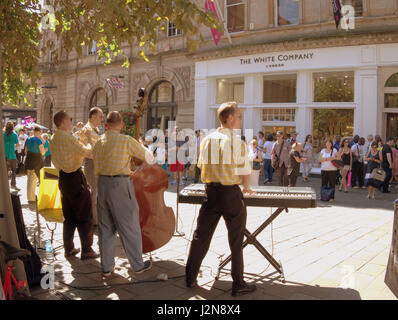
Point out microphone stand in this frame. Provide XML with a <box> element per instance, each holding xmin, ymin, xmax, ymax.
<box><xmin>174</xmin><ymin>156</ymin><xmax>185</xmax><ymax>237</ymax></box>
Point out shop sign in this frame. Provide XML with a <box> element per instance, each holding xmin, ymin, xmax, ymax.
<box><xmin>239</xmin><ymin>52</ymin><xmax>314</xmax><ymax>69</ymax></box>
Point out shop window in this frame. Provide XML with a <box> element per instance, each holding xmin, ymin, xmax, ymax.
<box><xmin>262</xmin><ymin>108</ymin><xmax>296</xmax><ymax>122</ymax></box>
<box><xmin>385</xmin><ymin>73</ymin><xmax>398</xmax><ymax>87</ymax></box>
<box><xmin>385</xmin><ymin>94</ymin><xmax>398</xmax><ymax>109</ymax></box>
<box><xmin>313</xmin><ymin>71</ymin><xmax>354</xmax><ymax>102</ymax></box>
<box><xmin>313</xmin><ymin>108</ymin><xmax>354</xmax><ymax>151</ymax></box>
<box><xmin>226</xmin><ymin>0</ymin><xmax>245</xmax><ymax>33</ymax></box>
<box><xmin>167</xmin><ymin>21</ymin><xmax>182</xmax><ymax>37</ymax></box>
<box><xmin>276</xmin><ymin>0</ymin><xmax>299</xmax><ymax>26</ymax></box>
<box><xmin>263</xmin><ymin>126</ymin><xmax>296</xmax><ymax>138</ymax></box>
<box><xmin>341</xmin><ymin>0</ymin><xmax>363</xmax><ymax>17</ymax></box>
<box><xmin>216</xmin><ymin>78</ymin><xmax>244</xmax><ymax>104</ymax></box>
<box><xmin>263</xmin><ymin>74</ymin><xmax>297</xmax><ymax>103</ymax></box>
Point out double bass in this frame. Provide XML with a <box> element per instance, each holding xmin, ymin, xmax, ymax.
<box><xmin>130</xmin><ymin>89</ymin><xmax>175</xmax><ymax>253</ymax></box>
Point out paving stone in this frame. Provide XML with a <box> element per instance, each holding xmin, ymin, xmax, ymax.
<box><xmin>357</xmin><ymin>263</ymin><xmax>387</xmax><ymax>277</ymax></box>
<box><xmin>13</xmin><ymin>175</ymin><xmax>397</xmax><ymax>300</ymax></box>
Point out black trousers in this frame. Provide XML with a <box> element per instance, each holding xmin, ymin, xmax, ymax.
<box><xmin>351</xmin><ymin>161</ymin><xmax>364</xmax><ymax>187</ymax></box>
<box><xmin>288</xmin><ymin>174</ymin><xmax>298</xmax><ymax>187</ymax></box>
<box><xmin>6</xmin><ymin>158</ymin><xmax>17</xmax><ymax>187</ymax></box>
<box><xmin>58</xmin><ymin>168</ymin><xmax>93</xmax><ymax>253</ymax></box>
<box><xmin>194</xmin><ymin>165</ymin><xmax>201</xmax><ymax>183</ymax></box>
<box><xmin>44</xmin><ymin>155</ymin><xmax>52</xmax><ymax>167</ymax></box>
<box><xmin>382</xmin><ymin>164</ymin><xmax>392</xmax><ymax>193</ymax></box>
<box><xmin>17</xmin><ymin>150</ymin><xmax>25</xmax><ymax>166</ymax></box>
<box><xmin>186</xmin><ymin>184</ymin><xmax>247</xmax><ymax>289</ymax></box>
<box><xmin>321</xmin><ymin>170</ymin><xmax>337</xmax><ymax>188</ymax></box>
<box><xmin>277</xmin><ymin>164</ymin><xmax>289</xmax><ymax>186</ymax></box>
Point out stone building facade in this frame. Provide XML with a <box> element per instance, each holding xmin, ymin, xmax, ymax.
<box><xmin>36</xmin><ymin>0</ymin><xmax>398</xmax><ymax>147</ymax></box>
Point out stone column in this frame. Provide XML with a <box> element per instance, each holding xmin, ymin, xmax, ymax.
<box><xmin>296</xmin><ymin>71</ymin><xmax>312</xmax><ymax>143</ymax></box>
<box><xmin>355</xmin><ymin>67</ymin><xmax>378</xmax><ymax>138</ymax></box>
<box><xmin>194</xmin><ymin>62</ymin><xmax>215</xmax><ymax>130</ymax></box>
<box><xmin>243</xmin><ymin>74</ymin><xmax>262</xmax><ymax>136</ymax></box>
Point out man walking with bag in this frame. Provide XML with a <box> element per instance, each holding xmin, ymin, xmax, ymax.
<box><xmin>271</xmin><ymin>131</ymin><xmax>291</xmax><ymax>186</ymax></box>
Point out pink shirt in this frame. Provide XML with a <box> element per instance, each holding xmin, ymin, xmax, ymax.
<box><xmin>392</xmin><ymin>148</ymin><xmax>398</xmax><ymax>176</ymax></box>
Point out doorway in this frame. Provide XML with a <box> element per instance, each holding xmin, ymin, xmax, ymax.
<box><xmin>386</xmin><ymin>113</ymin><xmax>398</xmax><ymax>138</ymax></box>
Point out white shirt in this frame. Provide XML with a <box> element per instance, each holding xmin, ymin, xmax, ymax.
<box><xmin>248</xmin><ymin>147</ymin><xmax>260</xmax><ymax>161</ymax></box>
<box><xmin>257</xmin><ymin>138</ymin><xmax>264</xmax><ymax>152</ymax></box>
<box><xmin>17</xmin><ymin>133</ymin><xmax>28</xmax><ymax>153</ymax></box>
<box><xmin>351</xmin><ymin>143</ymin><xmax>359</xmax><ymax>161</ymax></box>
<box><xmin>262</xmin><ymin>141</ymin><xmax>274</xmax><ymax>160</ymax></box>
<box><xmin>155</xmin><ymin>146</ymin><xmax>166</xmax><ymax>164</ymax></box>
<box><xmin>320</xmin><ymin>148</ymin><xmax>338</xmax><ymax>171</ymax></box>
<box><xmin>358</xmin><ymin>144</ymin><xmax>367</xmax><ymax>162</ymax></box>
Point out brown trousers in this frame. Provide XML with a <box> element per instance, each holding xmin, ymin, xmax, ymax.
<box><xmin>186</xmin><ymin>184</ymin><xmax>247</xmax><ymax>289</ymax></box>
<box><xmin>58</xmin><ymin>168</ymin><xmax>94</xmax><ymax>254</ymax></box>
<box><xmin>277</xmin><ymin>164</ymin><xmax>289</xmax><ymax>186</ymax></box>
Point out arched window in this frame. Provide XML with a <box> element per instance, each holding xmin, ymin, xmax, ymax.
<box><xmin>384</xmin><ymin>72</ymin><xmax>398</xmax><ymax>139</ymax></box>
<box><xmin>90</xmin><ymin>88</ymin><xmax>108</xmax><ymax>115</ymax></box>
<box><xmin>149</xmin><ymin>81</ymin><xmax>174</xmax><ymax>104</ymax></box>
<box><xmin>147</xmin><ymin>81</ymin><xmax>177</xmax><ymax>130</ymax></box>
<box><xmin>385</xmin><ymin>73</ymin><xmax>398</xmax><ymax>87</ymax></box>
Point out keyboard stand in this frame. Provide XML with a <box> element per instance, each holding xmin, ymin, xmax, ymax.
<box><xmin>215</xmin><ymin>207</ymin><xmax>288</xmax><ymax>283</ymax></box>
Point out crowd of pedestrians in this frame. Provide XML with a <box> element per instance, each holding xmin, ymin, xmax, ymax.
<box><xmin>247</xmin><ymin>131</ymin><xmax>397</xmax><ymax>202</ymax></box>
<box><xmin>4</xmin><ymin>118</ymin><xmax>397</xmax><ymax>204</ymax></box>
<box><xmin>3</xmin><ymin>121</ymin><xmax>51</xmax><ymax>197</ymax></box>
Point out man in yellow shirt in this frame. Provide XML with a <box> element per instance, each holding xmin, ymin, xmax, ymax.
<box><xmin>93</xmin><ymin>111</ymin><xmax>153</xmax><ymax>277</ymax></box>
<box><xmin>79</xmin><ymin>107</ymin><xmax>104</xmax><ymax>226</ymax></box>
<box><xmin>185</xmin><ymin>101</ymin><xmax>257</xmax><ymax>297</ymax></box>
<box><xmin>50</xmin><ymin>110</ymin><xmax>99</xmax><ymax>260</ymax></box>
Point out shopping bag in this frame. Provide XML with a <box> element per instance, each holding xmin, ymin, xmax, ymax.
<box><xmin>371</xmin><ymin>168</ymin><xmax>386</xmax><ymax>182</ymax></box>
<box><xmin>346</xmin><ymin>171</ymin><xmax>352</xmax><ymax>188</ymax></box>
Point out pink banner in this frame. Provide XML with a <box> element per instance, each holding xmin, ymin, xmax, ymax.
<box><xmin>205</xmin><ymin>0</ymin><xmax>222</xmax><ymax>46</ymax></box>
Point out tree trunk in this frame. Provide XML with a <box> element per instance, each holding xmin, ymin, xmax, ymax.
<box><xmin>0</xmin><ymin>45</ymin><xmax>29</xmax><ymax>293</ymax></box>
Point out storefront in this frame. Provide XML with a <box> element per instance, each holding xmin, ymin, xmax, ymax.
<box><xmin>194</xmin><ymin>43</ymin><xmax>398</xmax><ymax>162</ymax></box>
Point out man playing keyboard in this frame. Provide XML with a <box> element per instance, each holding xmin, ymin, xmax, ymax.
<box><xmin>185</xmin><ymin>101</ymin><xmax>257</xmax><ymax>297</ymax></box>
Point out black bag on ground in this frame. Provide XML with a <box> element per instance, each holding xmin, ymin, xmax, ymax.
<box><xmin>10</xmin><ymin>194</ymin><xmax>43</xmax><ymax>288</ymax></box>
<box><xmin>321</xmin><ymin>186</ymin><xmax>335</xmax><ymax>201</ymax></box>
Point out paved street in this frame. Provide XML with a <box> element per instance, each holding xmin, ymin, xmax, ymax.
<box><xmin>11</xmin><ymin>172</ymin><xmax>397</xmax><ymax>300</ymax></box>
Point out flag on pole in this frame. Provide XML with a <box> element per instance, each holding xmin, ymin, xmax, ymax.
<box><xmin>106</xmin><ymin>77</ymin><xmax>123</xmax><ymax>90</ymax></box>
<box><xmin>205</xmin><ymin>0</ymin><xmax>222</xmax><ymax>46</ymax></box>
<box><xmin>331</xmin><ymin>0</ymin><xmax>342</xmax><ymax>29</ymax></box>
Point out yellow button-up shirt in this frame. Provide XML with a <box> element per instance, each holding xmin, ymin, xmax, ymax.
<box><xmin>198</xmin><ymin>127</ymin><xmax>251</xmax><ymax>185</ymax></box>
<box><xmin>50</xmin><ymin>129</ymin><xmax>92</xmax><ymax>173</ymax></box>
<box><xmin>93</xmin><ymin>130</ymin><xmax>150</xmax><ymax>176</ymax></box>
